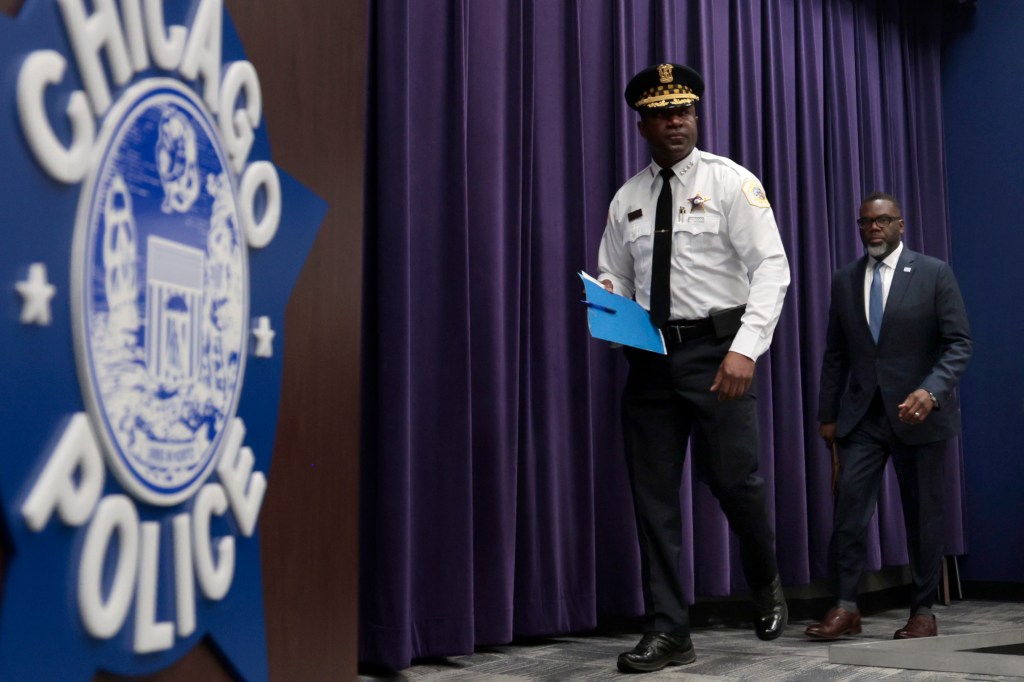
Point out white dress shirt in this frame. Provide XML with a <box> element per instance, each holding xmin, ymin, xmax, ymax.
<box><xmin>862</xmin><ymin>242</ymin><xmax>904</xmax><ymax>323</ymax></box>
<box><xmin>597</xmin><ymin>149</ymin><xmax>790</xmax><ymax>361</ymax></box>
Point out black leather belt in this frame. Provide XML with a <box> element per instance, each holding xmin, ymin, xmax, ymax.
<box><xmin>662</xmin><ymin>305</ymin><xmax>746</xmax><ymax>345</ymax></box>
<box><xmin>663</xmin><ymin>317</ymin><xmax>715</xmax><ymax>344</ymax></box>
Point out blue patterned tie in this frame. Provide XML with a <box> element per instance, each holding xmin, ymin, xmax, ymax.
<box><xmin>869</xmin><ymin>259</ymin><xmax>884</xmax><ymax>341</ymax></box>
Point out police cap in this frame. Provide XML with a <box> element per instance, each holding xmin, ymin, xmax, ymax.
<box><xmin>624</xmin><ymin>63</ymin><xmax>704</xmax><ymax>111</ymax></box>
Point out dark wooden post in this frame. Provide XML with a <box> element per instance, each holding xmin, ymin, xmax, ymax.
<box><xmin>230</xmin><ymin>1</ymin><xmax>366</xmax><ymax>679</ymax></box>
<box><xmin>227</xmin><ymin>1</ymin><xmax>365</xmax><ymax>680</ymax></box>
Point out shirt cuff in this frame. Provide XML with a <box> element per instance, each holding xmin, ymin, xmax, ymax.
<box><xmin>729</xmin><ymin>326</ymin><xmax>769</xmax><ymax>361</ymax></box>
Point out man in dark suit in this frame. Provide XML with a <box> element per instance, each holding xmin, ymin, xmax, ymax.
<box><xmin>807</xmin><ymin>191</ymin><xmax>971</xmax><ymax>640</ymax></box>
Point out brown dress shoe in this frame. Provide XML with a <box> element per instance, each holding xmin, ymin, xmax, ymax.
<box><xmin>805</xmin><ymin>607</ymin><xmax>862</xmax><ymax>640</ymax></box>
<box><xmin>893</xmin><ymin>614</ymin><xmax>937</xmax><ymax>639</ymax></box>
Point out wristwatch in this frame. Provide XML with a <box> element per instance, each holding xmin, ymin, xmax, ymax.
<box><xmin>928</xmin><ymin>392</ymin><xmax>939</xmax><ymax>410</ymax></box>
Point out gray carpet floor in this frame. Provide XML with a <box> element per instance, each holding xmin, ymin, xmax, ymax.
<box><xmin>360</xmin><ymin>599</ymin><xmax>1024</xmax><ymax>681</ymax></box>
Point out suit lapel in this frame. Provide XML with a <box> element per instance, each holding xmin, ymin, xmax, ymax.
<box><xmin>878</xmin><ymin>248</ymin><xmax>916</xmax><ymax>345</ymax></box>
<box><xmin>851</xmin><ymin>256</ymin><xmax>872</xmax><ymax>341</ymax></box>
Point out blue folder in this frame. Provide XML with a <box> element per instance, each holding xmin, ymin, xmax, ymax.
<box><xmin>579</xmin><ymin>272</ymin><xmax>666</xmax><ymax>354</ymax></box>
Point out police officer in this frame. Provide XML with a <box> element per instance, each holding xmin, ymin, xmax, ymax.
<box><xmin>598</xmin><ymin>64</ymin><xmax>790</xmax><ymax>673</ymax></box>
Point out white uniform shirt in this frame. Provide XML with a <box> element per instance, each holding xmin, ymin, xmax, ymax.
<box><xmin>862</xmin><ymin>242</ymin><xmax>903</xmax><ymax>322</ymax></box>
<box><xmin>597</xmin><ymin>148</ymin><xmax>790</xmax><ymax>361</ymax></box>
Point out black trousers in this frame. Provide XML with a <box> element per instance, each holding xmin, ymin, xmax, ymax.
<box><xmin>622</xmin><ymin>335</ymin><xmax>778</xmax><ymax>635</ymax></box>
<box><xmin>829</xmin><ymin>391</ymin><xmax>946</xmax><ymax>613</ymax></box>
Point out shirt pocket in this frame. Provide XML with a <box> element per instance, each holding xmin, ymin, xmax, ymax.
<box><xmin>624</xmin><ymin>218</ymin><xmax>655</xmax><ymax>282</ymax></box>
<box><xmin>676</xmin><ymin>213</ymin><xmax>721</xmax><ymax>261</ymax></box>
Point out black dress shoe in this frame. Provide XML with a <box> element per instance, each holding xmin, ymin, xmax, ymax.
<box><xmin>616</xmin><ymin>631</ymin><xmax>695</xmax><ymax>673</ymax></box>
<box><xmin>752</xmin><ymin>574</ymin><xmax>788</xmax><ymax>641</ymax></box>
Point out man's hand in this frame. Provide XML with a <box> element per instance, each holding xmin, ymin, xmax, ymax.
<box><xmin>710</xmin><ymin>351</ymin><xmax>754</xmax><ymax>401</ymax></box>
<box><xmin>600</xmin><ymin>279</ymin><xmax>614</xmax><ymax>292</ymax></box>
<box><xmin>898</xmin><ymin>388</ymin><xmax>933</xmax><ymax>424</ymax></box>
<box><xmin>819</xmin><ymin>422</ymin><xmax>837</xmax><ymax>447</ymax></box>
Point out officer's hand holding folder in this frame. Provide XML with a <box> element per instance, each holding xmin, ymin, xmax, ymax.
<box><xmin>579</xmin><ymin>271</ymin><xmax>667</xmax><ymax>354</ymax></box>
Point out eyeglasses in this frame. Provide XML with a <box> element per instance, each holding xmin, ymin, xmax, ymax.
<box><xmin>856</xmin><ymin>215</ymin><xmax>901</xmax><ymax>228</ymax></box>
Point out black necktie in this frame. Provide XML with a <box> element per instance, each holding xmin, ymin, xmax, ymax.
<box><xmin>649</xmin><ymin>167</ymin><xmax>675</xmax><ymax>328</ymax></box>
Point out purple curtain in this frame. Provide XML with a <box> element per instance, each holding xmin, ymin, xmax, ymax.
<box><xmin>360</xmin><ymin>0</ymin><xmax>964</xmax><ymax>670</ymax></box>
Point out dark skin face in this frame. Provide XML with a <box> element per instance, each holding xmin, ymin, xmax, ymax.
<box><xmin>858</xmin><ymin>198</ymin><xmax>904</xmax><ymax>260</ymax></box>
<box><xmin>637</xmin><ymin>104</ymin><xmax>698</xmax><ymax>168</ymax></box>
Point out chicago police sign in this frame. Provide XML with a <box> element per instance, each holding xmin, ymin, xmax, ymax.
<box><xmin>0</xmin><ymin>1</ymin><xmax>327</xmax><ymax>679</ymax></box>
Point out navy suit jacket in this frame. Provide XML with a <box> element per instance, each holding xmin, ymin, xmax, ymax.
<box><xmin>818</xmin><ymin>247</ymin><xmax>972</xmax><ymax>445</ymax></box>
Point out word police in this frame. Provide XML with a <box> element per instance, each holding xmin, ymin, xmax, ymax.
<box><xmin>22</xmin><ymin>414</ymin><xmax>266</xmax><ymax>653</ymax></box>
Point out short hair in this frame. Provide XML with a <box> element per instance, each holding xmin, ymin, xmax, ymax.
<box><xmin>861</xmin><ymin>191</ymin><xmax>902</xmax><ymax>213</ymax></box>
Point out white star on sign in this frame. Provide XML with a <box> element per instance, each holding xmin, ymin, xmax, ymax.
<box><xmin>15</xmin><ymin>263</ymin><xmax>57</xmax><ymax>326</ymax></box>
<box><xmin>252</xmin><ymin>316</ymin><xmax>276</xmax><ymax>358</ymax></box>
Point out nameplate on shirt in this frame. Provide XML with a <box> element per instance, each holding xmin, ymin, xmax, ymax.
<box><xmin>627</xmin><ymin>209</ymin><xmax>643</xmax><ymax>222</ymax></box>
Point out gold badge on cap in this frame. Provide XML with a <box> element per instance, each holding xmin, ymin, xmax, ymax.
<box><xmin>658</xmin><ymin>64</ymin><xmax>673</xmax><ymax>83</ymax></box>
<box><xmin>742</xmin><ymin>179</ymin><xmax>771</xmax><ymax>208</ymax></box>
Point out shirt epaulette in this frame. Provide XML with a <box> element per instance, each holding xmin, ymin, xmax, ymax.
<box><xmin>696</xmin><ymin>151</ymin><xmax>747</xmax><ymax>180</ymax></box>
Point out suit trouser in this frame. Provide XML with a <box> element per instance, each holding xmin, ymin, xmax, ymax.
<box><xmin>830</xmin><ymin>392</ymin><xmax>946</xmax><ymax>613</ymax></box>
<box><xmin>622</xmin><ymin>335</ymin><xmax>778</xmax><ymax>635</ymax></box>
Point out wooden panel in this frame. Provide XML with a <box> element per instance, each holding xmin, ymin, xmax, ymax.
<box><xmin>224</xmin><ymin>1</ymin><xmax>365</xmax><ymax>679</ymax></box>
<box><xmin>0</xmin><ymin>1</ymin><xmax>365</xmax><ymax>679</ymax></box>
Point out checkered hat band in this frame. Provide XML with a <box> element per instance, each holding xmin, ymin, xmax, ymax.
<box><xmin>635</xmin><ymin>85</ymin><xmax>699</xmax><ymax>108</ymax></box>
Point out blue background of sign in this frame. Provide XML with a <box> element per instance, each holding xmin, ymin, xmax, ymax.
<box><xmin>0</xmin><ymin>1</ymin><xmax>327</xmax><ymax>679</ymax></box>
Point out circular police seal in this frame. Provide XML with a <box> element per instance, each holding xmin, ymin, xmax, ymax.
<box><xmin>71</xmin><ymin>79</ymin><xmax>249</xmax><ymax>506</ymax></box>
